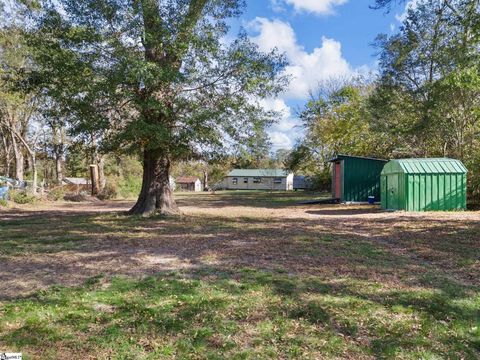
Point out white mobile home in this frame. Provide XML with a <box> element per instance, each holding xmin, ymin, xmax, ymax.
<box><xmin>223</xmin><ymin>169</ymin><xmax>294</xmax><ymax>191</ymax></box>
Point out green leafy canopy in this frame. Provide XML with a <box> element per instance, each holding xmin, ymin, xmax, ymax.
<box><xmin>27</xmin><ymin>0</ymin><xmax>289</xmax><ymax>160</ymax></box>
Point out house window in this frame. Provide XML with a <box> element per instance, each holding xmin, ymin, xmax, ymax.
<box><xmin>232</xmin><ymin>178</ymin><xmax>238</xmax><ymax>185</ymax></box>
<box><xmin>253</xmin><ymin>177</ymin><xmax>262</xmax><ymax>183</ymax></box>
<box><xmin>243</xmin><ymin>178</ymin><xmax>248</xmax><ymax>183</ymax></box>
<box><xmin>273</xmin><ymin>178</ymin><xmax>282</xmax><ymax>184</ymax></box>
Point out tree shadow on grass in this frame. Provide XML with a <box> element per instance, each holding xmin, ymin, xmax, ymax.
<box><xmin>1</xmin><ymin>268</ymin><xmax>479</xmax><ymax>359</ymax></box>
<box><xmin>305</xmin><ymin>206</ymin><xmax>385</xmax><ymax>216</ymax></box>
<box><xmin>1</xmin><ymin>205</ymin><xmax>480</xmax><ymax>296</ymax></box>
<box><xmin>1</xmin><ymin>202</ymin><xmax>480</xmax><ymax>357</ymax></box>
<box><xmin>174</xmin><ymin>191</ymin><xmax>327</xmax><ymax>209</ymax></box>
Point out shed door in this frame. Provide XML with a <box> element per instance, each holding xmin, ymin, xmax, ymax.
<box><xmin>334</xmin><ymin>161</ymin><xmax>342</xmax><ymax>199</ymax></box>
<box><xmin>387</xmin><ymin>175</ymin><xmax>399</xmax><ymax>210</ymax></box>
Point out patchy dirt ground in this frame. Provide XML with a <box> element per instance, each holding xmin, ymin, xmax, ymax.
<box><xmin>1</xmin><ymin>191</ymin><xmax>479</xmax><ymax>299</ymax></box>
<box><xmin>1</xmin><ymin>191</ymin><xmax>479</xmax><ymax>359</ymax></box>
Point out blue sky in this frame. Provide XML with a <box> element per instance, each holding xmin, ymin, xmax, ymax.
<box><xmin>230</xmin><ymin>0</ymin><xmax>410</xmax><ymax>152</ymax></box>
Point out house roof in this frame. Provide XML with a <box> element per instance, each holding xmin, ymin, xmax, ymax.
<box><xmin>329</xmin><ymin>154</ymin><xmax>388</xmax><ymax>163</ymax></box>
<box><xmin>63</xmin><ymin>177</ymin><xmax>89</xmax><ymax>185</ymax></box>
<box><xmin>382</xmin><ymin>158</ymin><xmax>467</xmax><ymax>175</ymax></box>
<box><xmin>176</xmin><ymin>176</ymin><xmax>200</xmax><ymax>184</ymax></box>
<box><xmin>227</xmin><ymin>169</ymin><xmax>290</xmax><ymax>177</ymax></box>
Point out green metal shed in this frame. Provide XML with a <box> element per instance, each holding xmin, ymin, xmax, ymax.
<box><xmin>381</xmin><ymin>158</ymin><xmax>467</xmax><ymax>211</ymax></box>
<box><xmin>329</xmin><ymin>155</ymin><xmax>388</xmax><ymax>202</ymax></box>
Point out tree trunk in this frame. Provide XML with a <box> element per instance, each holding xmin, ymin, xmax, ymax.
<box><xmin>11</xmin><ymin>133</ymin><xmax>24</xmax><ymax>181</ymax></box>
<box><xmin>97</xmin><ymin>155</ymin><xmax>106</xmax><ymax>191</ymax></box>
<box><xmin>55</xmin><ymin>154</ymin><xmax>63</xmax><ymax>183</ymax></box>
<box><xmin>92</xmin><ymin>141</ymin><xmax>106</xmax><ymax>192</ymax></box>
<box><xmin>129</xmin><ymin>149</ymin><xmax>179</xmax><ymax>217</ymax></box>
<box><xmin>12</xmin><ymin>129</ymin><xmax>38</xmax><ymax>195</ymax></box>
<box><xmin>1</xmin><ymin>134</ymin><xmax>12</xmax><ymax>177</ymax></box>
<box><xmin>203</xmin><ymin>170</ymin><xmax>208</xmax><ymax>191</ymax></box>
<box><xmin>5</xmin><ymin>157</ymin><xmax>10</xmax><ymax>178</ymax></box>
<box><xmin>90</xmin><ymin>164</ymin><xmax>100</xmax><ymax>195</ymax></box>
<box><xmin>30</xmin><ymin>153</ymin><xmax>37</xmax><ymax>195</ymax></box>
<box><xmin>53</xmin><ymin>129</ymin><xmax>64</xmax><ymax>183</ymax></box>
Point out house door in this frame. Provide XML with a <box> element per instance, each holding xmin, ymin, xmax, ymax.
<box><xmin>334</xmin><ymin>161</ymin><xmax>342</xmax><ymax>199</ymax></box>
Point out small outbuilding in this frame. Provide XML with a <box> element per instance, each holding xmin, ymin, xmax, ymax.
<box><xmin>293</xmin><ymin>175</ymin><xmax>313</xmax><ymax>190</ymax></box>
<box><xmin>62</xmin><ymin>177</ymin><xmax>89</xmax><ymax>186</ymax></box>
<box><xmin>176</xmin><ymin>176</ymin><xmax>202</xmax><ymax>192</ymax></box>
<box><xmin>223</xmin><ymin>169</ymin><xmax>294</xmax><ymax>191</ymax></box>
<box><xmin>329</xmin><ymin>154</ymin><xmax>388</xmax><ymax>202</ymax></box>
<box><xmin>381</xmin><ymin>158</ymin><xmax>467</xmax><ymax>211</ymax></box>
<box><xmin>61</xmin><ymin>177</ymin><xmax>90</xmax><ymax>192</ymax></box>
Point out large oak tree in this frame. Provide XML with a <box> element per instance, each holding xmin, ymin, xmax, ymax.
<box><xmin>27</xmin><ymin>0</ymin><xmax>287</xmax><ymax>215</ymax></box>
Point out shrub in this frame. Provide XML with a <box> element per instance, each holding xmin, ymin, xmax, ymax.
<box><xmin>118</xmin><ymin>175</ymin><xmax>142</xmax><ymax>199</ymax></box>
<box><xmin>99</xmin><ymin>176</ymin><xmax>141</xmax><ymax>199</ymax></box>
<box><xmin>0</xmin><ymin>198</ymin><xmax>8</xmax><ymax>207</ymax></box>
<box><xmin>309</xmin><ymin>170</ymin><xmax>332</xmax><ymax>192</ymax></box>
<box><xmin>10</xmin><ymin>190</ymin><xmax>36</xmax><ymax>205</ymax></box>
<box><xmin>47</xmin><ymin>187</ymin><xmax>66</xmax><ymax>201</ymax></box>
<box><xmin>97</xmin><ymin>182</ymin><xmax>118</xmax><ymax>200</ymax></box>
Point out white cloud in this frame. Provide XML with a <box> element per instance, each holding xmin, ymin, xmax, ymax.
<box><xmin>248</xmin><ymin>18</ymin><xmax>298</xmax><ymax>60</ymax></box>
<box><xmin>395</xmin><ymin>0</ymin><xmax>420</xmax><ymax>22</ymax></box>
<box><xmin>258</xmin><ymin>98</ymin><xmax>302</xmax><ymax>150</ymax></box>
<box><xmin>248</xmin><ymin>17</ymin><xmax>369</xmax><ymax>150</ymax></box>
<box><xmin>270</xmin><ymin>0</ymin><xmax>286</xmax><ymax>13</ymax></box>
<box><xmin>249</xmin><ymin>17</ymin><xmax>353</xmax><ymax>99</ymax></box>
<box><xmin>273</xmin><ymin>0</ymin><xmax>348</xmax><ymax>15</ymax></box>
<box><xmin>285</xmin><ymin>38</ymin><xmax>353</xmax><ymax>98</ymax></box>
<box><xmin>259</xmin><ymin>98</ymin><xmax>293</xmax><ymax>131</ymax></box>
<box><xmin>269</xmin><ymin>131</ymin><xmax>294</xmax><ymax>150</ymax></box>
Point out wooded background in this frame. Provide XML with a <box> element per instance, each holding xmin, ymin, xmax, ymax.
<box><xmin>1</xmin><ymin>0</ymin><xmax>479</xmax><ymax>204</ymax></box>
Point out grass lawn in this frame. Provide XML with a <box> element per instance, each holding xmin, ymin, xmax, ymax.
<box><xmin>0</xmin><ymin>191</ymin><xmax>479</xmax><ymax>359</ymax></box>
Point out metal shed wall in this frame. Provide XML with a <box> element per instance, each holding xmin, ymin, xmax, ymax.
<box><xmin>381</xmin><ymin>158</ymin><xmax>467</xmax><ymax>211</ymax></box>
<box><xmin>331</xmin><ymin>155</ymin><xmax>388</xmax><ymax>202</ymax></box>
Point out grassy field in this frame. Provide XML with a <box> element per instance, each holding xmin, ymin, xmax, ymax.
<box><xmin>0</xmin><ymin>191</ymin><xmax>479</xmax><ymax>359</ymax></box>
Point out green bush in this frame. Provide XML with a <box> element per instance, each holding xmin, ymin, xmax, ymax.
<box><xmin>118</xmin><ymin>176</ymin><xmax>141</xmax><ymax>199</ymax></box>
<box><xmin>309</xmin><ymin>170</ymin><xmax>332</xmax><ymax>192</ymax></box>
<box><xmin>103</xmin><ymin>155</ymin><xmax>143</xmax><ymax>199</ymax></box>
<box><xmin>10</xmin><ymin>190</ymin><xmax>36</xmax><ymax>205</ymax></box>
<box><xmin>0</xmin><ymin>198</ymin><xmax>8</xmax><ymax>207</ymax></box>
<box><xmin>47</xmin><ymin>187</ymin><xmax>66</xmax><ymax>201</ymax></box>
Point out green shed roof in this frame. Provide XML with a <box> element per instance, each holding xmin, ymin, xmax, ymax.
<box><xmin>382</xmin><ymin>158</ymin><xmax>467</xmax><ymax>175</ymax></box>
<box><xmin>227</xmin><ymin>169</ymin><xmax>290</xmax><ymax>177</ymax></box>
<box><xmin>329</xmin><ymin>154</ymin><xmax>388</xmax><ymax>163</ymax></box>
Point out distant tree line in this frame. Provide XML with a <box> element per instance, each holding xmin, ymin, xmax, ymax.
<box><xmin>287</xmin><ymin>0</ymin><xmax>480</xmax><ymax>201</ymax></box>
<box><xmin>0</xmin><ymin>0</ymin><xmax>288</xmax><ymax>214</ymax></box>
<box><xmin>1</xmin><ymin>0</ymin><xmax>479</xmax><ymax>205</ymax></box>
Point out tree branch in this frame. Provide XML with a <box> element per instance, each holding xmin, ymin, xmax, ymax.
<box><xmin>180</xmin><ymin>68</ymin><xmax>238</xmax><ymax>93</ymax></box>
<box><xmin>172</xmin><ymin>0</ymin><xmax>209</xmax><ymax>63</ymax></box>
